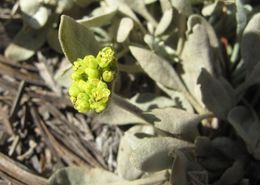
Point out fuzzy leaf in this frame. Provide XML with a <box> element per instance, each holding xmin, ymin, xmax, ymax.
<box><xmin>202</xmin><ymin>1</ymin><xmax>221</xmax><ymax>16</ymax></box>
<box><xmin>48</xmin><ymin>167</ymin><xmax>125</xmax><ymax>185</ymax></box>
<box><xmin>56</xmin><ymin>0</ymin><xmax>74</xmax><ymax>13</ymax></box>
<box><xmin>54</xmin><ymin>59</ymin><xmax>73</xmax><ymax>88</ymax></box>
<box><xmin>198</xmin><ymin>69</ymin><xmax>235</xmax><ymax>119</ymax></box>
<box><xmin>93</xmin><ymin>94</ymin><xmax>147</xmax><ymax>125</ymax></box>
<box><xmin>58</xmin><ymin>15</ymin><xmax>100</xmax><ymax>63</ymax></box>
<box><xmin>130</xmin><ymin>137</ymin><xmax>193</xmax><ymax>172</ymax></box>
<box><xmin>228</xmin><ymin>106</ymin><xmax>260</xmax><ymax>159</ymax></box>
<box><xmin>20</xmin><ymin>0</ymin><xmax>49</xmax><ymax>29</ymax></box>
<box><xmin>213</xmin><ymin>158</ymin><xmax>246</xmax><ymax>185</ymax></box>
<box><xmin>188</xmin><ymin>171</ymin><xmax>208</xmax><ymax>185</ymax></box>
<box><xmin>171</xmin><ymin>150</ymin><xmax>207</xmax><ymax>185</ymax></box>
<box><xmin>157</xmin><ymin>83</ymin><xmax>194</xmax><ymax>113</ymax></box>
<box><xmin>195</xmin><ymin>136</ymin><xmax>220</xmax><ymax>157</ymax></box>
<box><xmin>160</xmin><ymin>0</ymin><xmax>172</xmax><ymax>12</ymax></box>
<box><xmin>149</xmin><ymin>107</ymin><xmax>209</xmax><ymax>141</ymax></box>
<box><xmin>170</xmin><ymin>0</ymin><xmax>192</xmax><ymax>15</ymax></box>
<box><xmin>241</xmin><ymin>13</ymin><xmax>260</xmax><ymax>75</ymax></box>
<box><xmin>171</xmin><ymin>150</ymin><xmax>189</xmax><ymax>185</ymax></box>
<box><xmin>236</xmin><ymin>0</ymin><xmax>251</xmax><ymax>37</ymax></box>
<box><xmin>117</xmin><ymin>17</ymin><xmax>134</xmax><ymax>43</ymax></box>
<box><xmin>105</xmin><ymin>0</ymin><xmax>143</xmax><ymax>27</ymax></box>
<box><xmin>237</xmin><ymin>59</ymin><xmax>260</xmax><ymax>92</ymax></box>
<box><xmin>130</xmin><ymin>93</ymin><xmax>177</xmax><ymax>111</ymax></box>
<box><xmin>5</xmin><ymin>26</ymin><xmax>46</xmax><ymax>61</ymax></box>
<box><xmin>129</xmin><ymin>46</ymin><xmax>185</xmax><ymax>92</ymax></box>
<box><xmin>245</xmin><ymin>61</ymin><xmax>260</xmax><ymax>87</ymax></box>
<box><xmin>78</xmin><ymin>10</ymin><xmax>117</xmax><ymax>27</ymax></box>
<box><xmin>211</xmin><ymin>137</ymin><xmax>244</xmax><ymax>160</ymax></box>
<box><xmin>181</xmin><ymin>15</ymin><xmax>216</xmax><ymax>107</ymax></box>
<box><xmin>48</xmin><ymin>167</ymin><xmax>168</xmax><ymax>185</ymax></box>
<box><xmin>187</xmin><ymin>15</ymin><xmax>219</xmax><ymax>48</ymax></box>
<box><xmin>117</xmin><ymin>125</ymin><xmax>155</xmax><ymax>180</ymax></box>
<box><xmin>155</xmin><ymin>8</ymin><xmax>173</xmax><ymax>36</ymax></box>
<box><xmin>124</xmin><ymin>0</ymin><xmax>158</xmax><ymax>27</ymax></box>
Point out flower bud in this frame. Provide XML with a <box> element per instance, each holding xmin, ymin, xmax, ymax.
<box><xmin>68</xmin><ymin>82</ymin><xmax>80</xmax><ymax>97</ymax></box>
<box><xmin>102</xmin><ymin>70</ymin><xmax>114</xmax><ymax>82</ymax></box>
<box><xmin>97</xmin><ymin>47</ymin><xmax>116</xmax><ymax>68</ymax></box>
<box><xmin>84</xmin><ymin>55</ymin><xmax>98</xmax><ymax>69</ymax></box>
<box><xmin>74</xmin><ymin>93</ymin><xmax>90</xmax><ymax>112</ymax></box>
<box><xmin>85</xmin><ymin>68</ymin><xmax>99</xmax><ymax>79</ymax></box>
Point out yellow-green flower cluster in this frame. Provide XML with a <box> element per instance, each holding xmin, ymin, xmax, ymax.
<box><xmin>69</xmin><ymin>47</ymin><xmax>116</xmax><ymax>113</ymax></box>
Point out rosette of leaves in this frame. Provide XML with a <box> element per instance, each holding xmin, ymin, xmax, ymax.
<box><xmin>4</xmin><ymin>0</ymin><xmax>98</xmax><ymax>61</ymax></box>
<box><xmin>49</xmin><ymin>0</ymin><xmax>260</xmax><ymax>185</ymax></box>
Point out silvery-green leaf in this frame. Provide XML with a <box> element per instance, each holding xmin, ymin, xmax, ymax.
<box><xmin>211</xmin><ymin>137</ymin><xmax>244</xmax><ymax>160</ymax></box>
<box><xmin>187</xmin><ymin>15</ymin><xmax>219</xmax><ymax>48</ymax></box>
<box><xmin>171</xmin><ymin>150</ymin><xmax>189</xmax><ymax>185</ymax></box>
<box><xmin>48</xmin><ymin>167</ymin><xmax>125</xmax><ymax>185</ymax></box>
<box><xmin>195</xmin><ymin>136</ymin><xmax>217</xmax><ymax>157</ymax></box>
<box><xmin>236</xmin><ymin>58</ymin><xmax>260</xmax><ymax>93</ymax></box>
<box><xmin>129</xmin><ymin>46</ymin><xmax>185</xmax><ymax>92</ymax></box>
<box><xmin>117</xmin><ymin>125</ymin><xmax>155</xmax><ymax>180</ymax></box>
<box><xmin>160</xmin><ymin>0</ymin><xmax>172</xmax><ymax>12</ymax></box>
<box><xmin>187</xmin><ymin>15</ymin><xmax>223</xmax><ymax>77</ymax></box>
<box><xmin>124</xmin><ymin>170</ymin><xmax>170</xmax><ymax>185</ymax></box>
<box><xmin>5</xmin><ymin>26</ymin><xmax>46</xmax><ymax>61</ymax></box>
<box><xmin>20</xmin><ymin>0</ymin><xmax>50</xmax><ymax>29</ymax></box>
<box><xmin>244</xmin><ymin>61</ymin><xmax>260</xmax><ymax>88</ymax></box>
<box><xmin>54</xmin><ymin>59</ymin><xmax>73</xmax><ymax>88</ymax></box>
<box><xmin>171</xmin><ymin>150</ymin><xmax>206</xmax><ymax>185</ymax></box>
<box><xmin>117</xmin><ymin>17</ymin><xmax>134</xmax><ymax>43</ymax></box>
<box><xmin>144</xmin><ymin>34</ymin><xmax>155</xmax><ymax>49</ymax></box>
<box><xmin>124</xmin><ymin>0</ymin><xmax>158</xmax><ymax>27</ymax></box>
<box><xmin>130</xmin><ymin>93</ymin><xmax>177</xmax><ymax>111</ymax></box>
<box><xmin>56</xmin><ymin>0</ymin><xmax>74</xmax><ymax>13</ymax></box>
<box><xmin>72</xmin><ymin>0</ymin><xmax>97</xmax><ymax>7</ymax></box>
<box><xmin>78</xmin><ymin>10</ymin><xmax>117</xmax><ymax>27</ymax></box>
<box><xmin>155</xmin><ymin>8</ymin><xmax>173</xmax><ymax>36</ymax></box>
<box><xmin>228</xmin><ymin>106</ymin><xmax>260</xmax><ymax>159</ymax></box>
<box><xmin>195</xmin><ymin>136</ymin><xmax>236</xmax><ymax>171</ymax></box>
<box><xmin>219</xmin><ymin>77</ymin><xmax>237</xmax><ymax>102</ymax></box>
<box><xmin>157</xmin><ymin>83</ymin><xmax>194</xmax><ymax>113</ymax></box>
<box><xmin>93</xmin><ymin>94</ymin><xmax>147</xmax><ymax>125</ymax></box>
<box><xmin>170</xmin><ymin>0</ymin><xmax>192</xmax><ymax>16</ymax></box>
<box><xmin>213</xmin><ymin>158</ymin><xmax>246</xmax><ymax>185</ymax></box>
<box><xmin>58</xmin><ymin>15</ymin><xmax>100</xmax><ymax>63</ymax></box>
<box><xmin>150</xmin><ymin>107</ymin><xmax>210</xmax><ymax>141</ymax></box>
<box><xmin>236</xmin><ymin>0</ymin><xmax>251</xmax><ymax>37</ymax></box>
<box><xmin>182</xmin><ymin>15</ymin><xmax>218</xmax><ymax>107</ymax></box>
<box><xmin>105</xmin><ymin>0</ymin><xmax>142</xmax><ymax>27</ymax></box>
<box><xmin>130</xmin><ymin>137</ymin><xmax>193</xmax><ymax>172</ymax></box>
<box><xmin>201</xmin><ymin>1</ymin><xmax>220</xmax><ymax>16</ymax></box>
<box><xmin>241</xmin><ymin>13</ymin><xmax>260</xmax><ymax>74</ymax></box>
<box><xmin>188</xmin><ymin>171</ymin><xmax>208</xmax><ymax>185</ymax></box>
<box><xmin>47</xmin><ymin>27</ymin><xmax>63</xmax><ymax>53</ymax></box>
<box><xmin>198</xmin><ymin>69</ymin><xmax>235</xmax><ymax>119</ymax></box>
